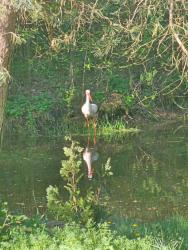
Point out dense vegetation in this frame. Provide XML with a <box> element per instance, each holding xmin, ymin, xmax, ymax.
<box><xmin>1</xmin><ymin>216</ymin><xmax>187</xmax><ymax>249</ymax></box>
<box><xmin>1</xmin><ymin>1</ymin><xmax>188</xmax><ymax>249</ymax></box>
<box><xmin>4</xmin><ymin>0</ymin><xmax>188</xmax><ymax>134</ymax></box>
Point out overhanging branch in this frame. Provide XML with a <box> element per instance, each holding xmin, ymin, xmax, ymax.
<box><xmin>169</xmin><ymin>0</ymin><xmax>188</xmax><ymax>58</ymax></box>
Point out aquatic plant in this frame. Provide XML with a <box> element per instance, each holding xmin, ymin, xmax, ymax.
<box><xmin>46</xmin><ymin>137</ymin><xmax>111</xmax><ymax>225</ymax></box>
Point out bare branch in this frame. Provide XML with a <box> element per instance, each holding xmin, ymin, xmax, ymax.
<box><xmin>169</xmin><ymin>0</ymin><xmax>188</xmax><ymax>58</ymax></box>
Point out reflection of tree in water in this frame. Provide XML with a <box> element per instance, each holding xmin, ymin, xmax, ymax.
<box><xmin>105</xmin><ymin>130</ymin><xmax>188</xmax><ymax>220</ymax></box>
<box><xmin>134</xmin><ymin>144</ymin><xmax>188</xmax><ymax>218</ymax></box>
<box><xmin>132</xmin><ymin>145</ymin><xmax>188</xmax><ymax>201</ymax></box>
<box><xmin>132</xmin><ymin>147</ymin><xmax>159</xmax><ymax>173</ymax></box>
<box><xmin>142</xmin><ymin>177</ymin><xmax>162</xmax><ymax>195</ymax></box>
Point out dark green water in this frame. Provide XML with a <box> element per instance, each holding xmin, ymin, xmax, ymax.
<box><xmin>1</xmin><ymin>122</ymin><xmax>188</xmax><ymax>221</ymax></box>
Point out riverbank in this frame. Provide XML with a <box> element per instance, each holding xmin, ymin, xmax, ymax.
<box><xmin>0</xmin><ymin>209</ymin><xmax>187</xmax><ymax>249</ymax></box>
<box><xmin>6</xmin><ymin>48</ymin><xmax>188</xmax><ymax>137</ymax></box>
<box><xmin>4</xmin><ymin>98</ymin><xmax>187</xmax><ymax>138</ymax></box>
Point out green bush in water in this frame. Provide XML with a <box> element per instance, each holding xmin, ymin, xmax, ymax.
<box><xmin>46</xmin><ymin>137</ymin><xmax>111</xmax><ymax>225</ymax></box>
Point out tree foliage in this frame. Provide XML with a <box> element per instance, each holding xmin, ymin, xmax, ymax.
<box><xmin>10</xmin><ymin>0</ymin><xmax>188</xmax><ymax>118</ymax></box>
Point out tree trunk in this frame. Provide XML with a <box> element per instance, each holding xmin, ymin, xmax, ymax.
<box><xmin>0</xmin><ymin>0</ymin><xmax>15</xmax><ymax>134</ymax></box>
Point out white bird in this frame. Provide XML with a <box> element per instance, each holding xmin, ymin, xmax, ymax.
<box><xmin>83</xmin><ymin>144</ymin><xmax>99</xmax><ymax>179</ymax></box>
<box><xmin>81</xmin><ymin>89</ymin><xmax>98</xmax><ymax>129</ymax></box>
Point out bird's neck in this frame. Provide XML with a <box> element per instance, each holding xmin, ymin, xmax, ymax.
<box><xmin>86</xmin><ymin>95</ymin><xmax>90</xmax><ymax>104</ymax></box>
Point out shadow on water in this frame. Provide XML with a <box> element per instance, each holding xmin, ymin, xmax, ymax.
<box><xmin>0</xmin><ymin>122</ymin><xmax>188</xmax><ymax>221</ymax></box>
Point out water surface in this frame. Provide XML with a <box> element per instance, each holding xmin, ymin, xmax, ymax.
<box><xmin>1</xmin><ymin>122</ymin><xmax>188</xmax><ymax>221</ymax></box>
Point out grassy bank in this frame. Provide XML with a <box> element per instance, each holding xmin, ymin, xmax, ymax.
<box><xmin>4</xmin><ymin>110</ymin><xmax>139</xmax><ymax>137</ymax></box>
<box><xmin>0</xmin><ymin>213</ymin><xmax>187</xmax><ymax>249</ymax></box>
<box><xmin>6</xmin><ymin>44</ymin><xmax>187</xmax><ymax>136</ymax></box>
<box><xmin>5</xmin><ymin>78</ymin><xmax>184</xmax><ymax>137</ymax></box>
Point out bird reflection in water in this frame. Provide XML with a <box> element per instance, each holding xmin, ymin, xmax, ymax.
<box><xmin>83</xmin><ymin>135</ymin><xmax>99</xmax><ymax>180</ymax></box>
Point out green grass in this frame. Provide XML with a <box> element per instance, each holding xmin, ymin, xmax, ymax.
<box><xmin>5</xmin><ymin>109</ymin><xmax>139</xmax><ymax>138</ymax></box>
<box><xmin>97</xmin><ymin>121</ymin><xmax>139</xmax><ymax>136</ymax></box>
<box><xmin>0</xmin><ymin>201</ymin><xmax>187</xmax><ymax>249</ymax></box>
<box><xmin>110</xmin><ymin>215</ymin><xmax>188</xmax><ymax>249</ymax></box>
<box><xmin>0</xmin><ymin>221</ymin><xmax>182</xmax><ymax>250</ymax></box>
<box><xmin>65</xmin><ymin>120</ymin><xmax>139</xmax><ymax>137</ymax></box>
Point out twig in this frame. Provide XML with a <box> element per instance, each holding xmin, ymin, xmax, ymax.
<box><xmin>128</xmin><ymin>0</ymin><xmax>145</xmax><ymax>25</ymax></box>
<box><xmin>169</xmin><ymin>0</ymin><xmax>188</xmax><ymax>58</ymax></box>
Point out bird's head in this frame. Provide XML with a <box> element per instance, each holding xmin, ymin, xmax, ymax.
<box><xmin>85</xmin><ymin>89</ymin><xmax>92</xmax><ymax>102</ymax></box>
<box><xmin>88</xmin><ymin>169</ymin><xmax>93</xmax><ymax>180</ymax></box>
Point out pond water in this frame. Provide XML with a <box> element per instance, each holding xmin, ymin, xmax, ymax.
<box><xmin>1</xmin><ymin>121</ymin><xmax>188</xmax><ymax>222</ymax></box>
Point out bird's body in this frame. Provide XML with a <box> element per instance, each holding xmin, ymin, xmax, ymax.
<box><xmin>81</xmin><ymin>102</ymin><xmax>98</xmax><ymax>119</ymax></box>
<box><xmin>83</xmin><ymin>146</ymin><xmax>99</xmax><ymax>179</ymax></box>
<box><xmin>81</xmin><ymin>89</ymin><xmax>98</xmax><ymax>128</ymax></box>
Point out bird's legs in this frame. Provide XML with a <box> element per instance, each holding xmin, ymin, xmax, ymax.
<box><xmin>93</xmin><ymin>118</ymin><xmax>97</xmax><ymax>145</ymax></box>
<box><xmin>86</xmin><ymin>117</ymin><xmax>90</xmax><ymax>128</ymax></box>
<box><xmin>93</xmin><ymin>118</ymin><xmax>97</xmax><ymax>129</ymax></box>
<box><xmin>87</xmin><ymin>135</ymin><xmax>90</xmax><ymax>146</ymax></box>
<box><xmin>94</xmin><ymin>128</ymin><xmax>97</xmax><ymax>145</ymax></box>
<box><xmin>94</xmin><ymin>134</ymin><xmax>96</xmax><ymax>145</ymax></box>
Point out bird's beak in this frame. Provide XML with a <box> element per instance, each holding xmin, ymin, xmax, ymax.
<box><xmin>89</xmin><ymin>93</ymin><xmax>93</xmax><ymax>102</ymax></box>
<box><xmin>88</xmin><ymin>168</ymin><xmax>93</xmax><ymax>179</ymax></box>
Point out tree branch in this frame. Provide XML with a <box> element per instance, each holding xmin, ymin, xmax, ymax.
<box><xmin>169</xmin><ymin>0</ymin><xmax>188</xmax><ymax>58</ymax></box>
